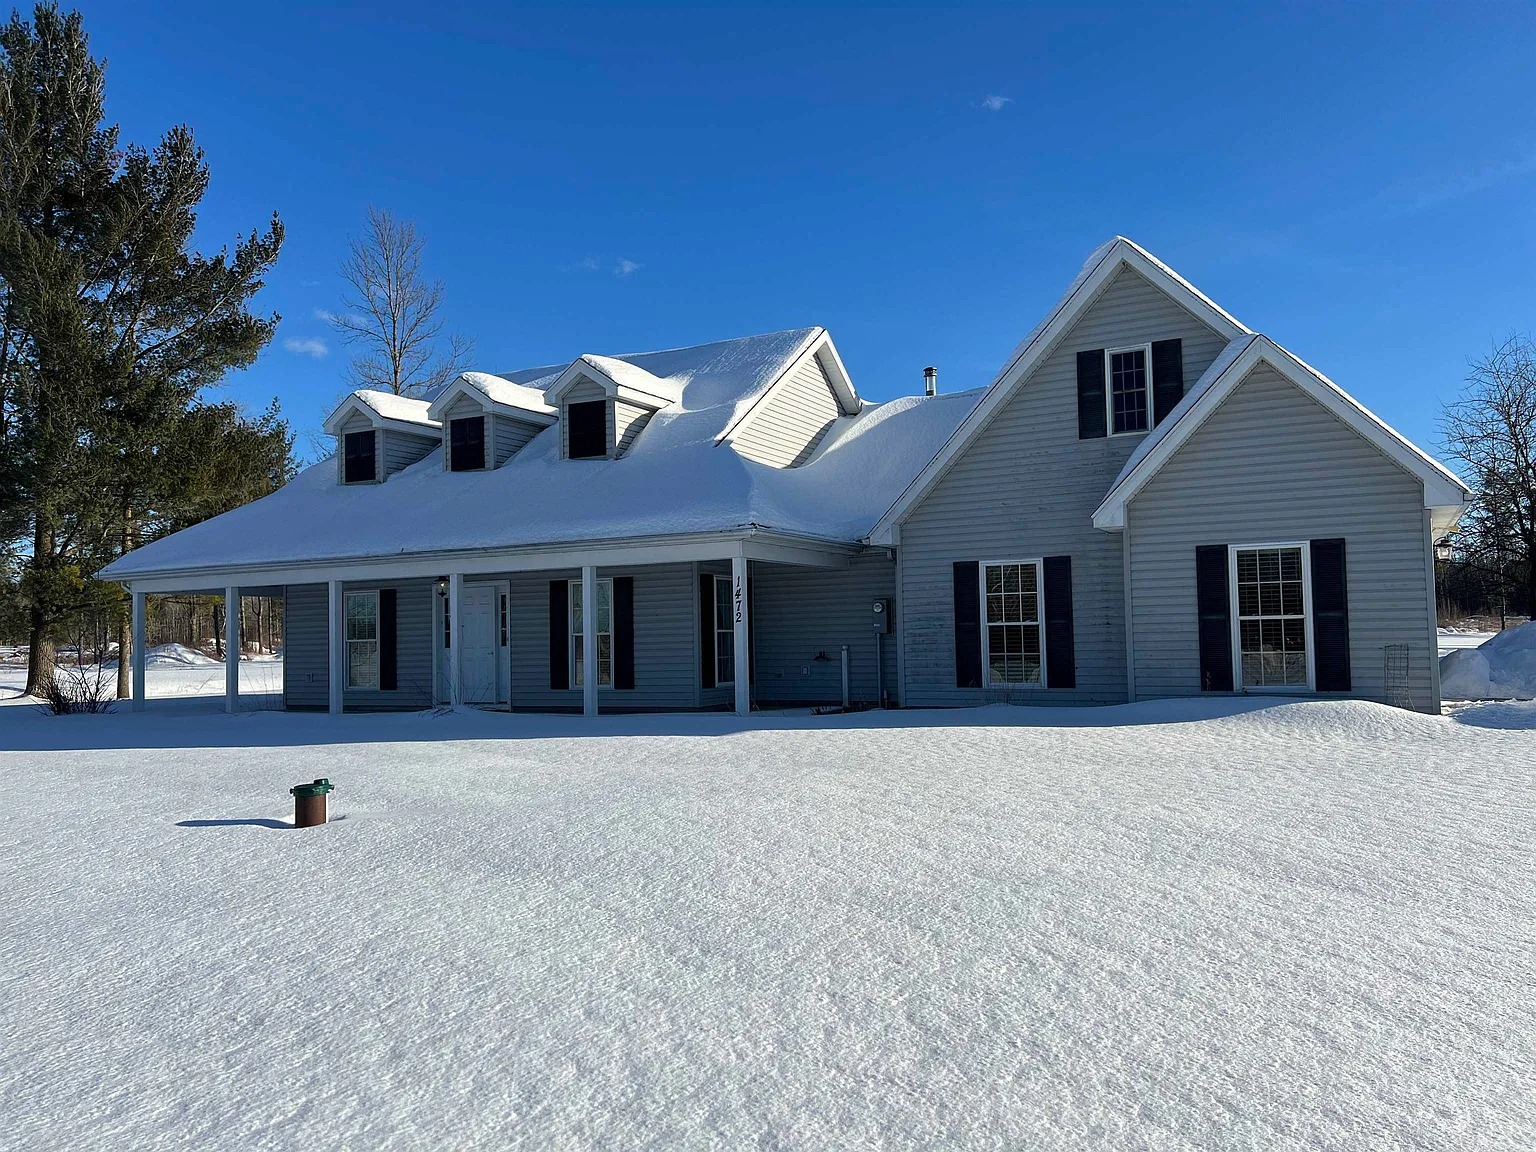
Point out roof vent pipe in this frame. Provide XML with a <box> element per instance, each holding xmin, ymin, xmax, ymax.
<box><xmin>924</xmin><ymin>366</ymin><xmax>937</xmax><ymax>397</ymax></box>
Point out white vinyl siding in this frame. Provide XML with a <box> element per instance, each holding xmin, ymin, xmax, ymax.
<box><xmin>503</xmin><ymin>565</ymin><xmax>696</xmax><ymax>711</ymax></box>
<box><xmin>382</xmin><ymin>429</ymin><xmax>438</xmax><ymax>477</ymax></box>
<box><xmin>898</xmin><ymin>264</ymin><xmax>1228</xmax><ymax>707</ymax></box>
<box><xmin>282</xmin><ymin>584</ymin><xmax>328</xmax><ymax>709</ymax></box>
<box><xmin>1127</xmin><ymin>363</ymin><xmax>1435</xmax><ymax>710</ymax></box>
<box><xmin>733</xmin><ymin>352</ymin><xmax>844</xmax><ymax>467</ymax></box>
<box><xmin>493</xmin><ymin>415</ymin><xmax>543</xmax><ymax>466</ymax></box>
<box><xmin>750</xmin><ymin>552</ymin><xmax>897</xmax><ymax>707</ymax></box>
<box><xmin>614</xmin><ymin>401</ymin><xmax>653</xmax><ymax>457</ymax></box>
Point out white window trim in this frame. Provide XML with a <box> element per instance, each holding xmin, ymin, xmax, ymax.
<box><xmin>342</xmin><ymin>428</ymin><xmax>380</xmax><ymax>484</ymax></box>
<box><xmin>446</xmin><ymin>413</ymin><xmax>490</xmax><ymax>472</ymax></box>
<box><xmin>1105</xmin><ymin>343</ymin><xmax>1154</xmax><ymax>438</ymax></box>
<box><xmin>569</xmin><ymin>577</ymin><xmax>614</xmax><ymax>690</ymax></box>
<box><xmin>711</xmin><ymin>574</ymin><xmax>735</xmax><ymax>688</ymax></box>
<box><xmin>563</xmin><ymin>398</ymin><xmax>612</xmax><ymax>461</ymax></box>
<box><xmin>1228</xmin><ymin>541</ymin><xmax>1315</xmax><ymax>693</ymax></box>
<box><xmin>344</xmin><ymin>589</ymin><xmax>380</xmax><ymax>689</ymax></box>
<box><xmin>979</xmin><ymin>559</ymin><xmax>1047</xmax><ymax>690</ymax></box>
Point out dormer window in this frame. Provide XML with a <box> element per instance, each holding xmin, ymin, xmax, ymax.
<box><xmin>449</xmin><ymin>416</ymin><xmax>486</xmax><ymax>471</ymax></box>
<box><xmin>343</xmin><ymin>429</ymin><xmax>377</xmax><ymax>483</ymax></box>
<box><xmin>567</xmin><ymin>400</ymin><xmax>607</xmax><ymax>459</ymax></box>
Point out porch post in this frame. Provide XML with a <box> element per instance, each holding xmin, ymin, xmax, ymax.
<box><xmin>224</xmin><ymin>586</ymin><xmax>240</xmax><ymax>714</ymax></box>
<box><xmin>327</xmin><ymin>579</ymin><xmax>344</xmax><ymax>714</ymax></box>
<box><xmin>732</xmin><ymin>552</ymin><xmax>749</xmax><ymax>717</ymax></box>
<box><xmin>447</xmin><ymin>573</ymin><xmax>464</xmax><ymax>706</ymax></box>
<box><xmin>581</xmin><ymin>564</ymin><xmax>597</xmax><ymax>716</ymax></box>
<box><xmin>130</xmin><ymin>587</ymin><xmax>146</xmax><ymax>712</ymax></box>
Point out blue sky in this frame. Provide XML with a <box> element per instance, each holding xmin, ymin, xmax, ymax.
<box><xmin>82</xmin><ymin>2</ymin><xmax>1536</xmax><ymax>459</ymax></box>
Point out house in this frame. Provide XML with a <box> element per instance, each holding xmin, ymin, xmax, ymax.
<box><xmin>101</xmin><ymin>238</ymin><xmax>1470</xmax><ymax>716</ymax></box>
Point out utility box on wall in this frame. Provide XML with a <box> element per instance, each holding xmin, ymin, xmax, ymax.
<box><xmin>872</xmin><ymin>598</ymin><xmax>892</xmax><ymax>633</ymax></box>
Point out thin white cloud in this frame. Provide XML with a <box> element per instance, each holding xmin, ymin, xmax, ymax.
<box><xmin>283</xmin><ymin>337</ymin><xmax>329</xmax><ymax>358</ymax></box>
<box><xmin>1394</xmin><ymin>151</ymin><xmax>1536</xmax><ymax>214</ymax></box>
<box><xmin>314</xmin><ymin>307</ymin><xmax>338</xmax><ymax>324</ymax></box>
<box><xmin>979</xmin><ymin>95</ymin><xmax>1012</xmax><ymax>111</ymax></box>
<box><xmin>615</xmin><ymin>258</ymin><xmax>641</xmax><ymax>277</ymax></box>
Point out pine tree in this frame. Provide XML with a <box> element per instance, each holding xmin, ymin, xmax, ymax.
<box><xmin>0</xmin><ymin>4</ymin><xmax>286</xmax><ymax>696</ymax></box>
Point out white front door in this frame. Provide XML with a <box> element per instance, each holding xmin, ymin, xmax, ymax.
<box><xmin>459</xmin><ymin>584</ymin><xmax>500</xmax><ymax>704</ymax></box>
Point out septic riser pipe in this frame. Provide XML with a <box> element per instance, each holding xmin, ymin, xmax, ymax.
<box><xmin>289</xmin><ymin>779</ymin><xmax>335</xmax><ymax>828</ymax></box>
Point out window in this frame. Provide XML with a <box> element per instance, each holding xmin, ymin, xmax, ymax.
<box><xmin>1107</xmin><ymin>345</ymin><xmax>1150</xmax><ymax>435</ymax></box>
<box><xmin>567</xmin><ymin>400</ymin><xmax>608</xmax><ymax>459</ymax></box>
<box><xmin>1233</xmin><ymin>544</ymin><xmax>1311</xmax><ymax>689</ymax></box>
<box><xmin>569</xmin><ymin>578</ymin><xmax>613</xmax><ymax>688</ymax></box>
<box><xmin>982</xmin><ymin>562</ymin><xmax>1043</xmax><ymax>686</ymax></box>
<box><xmin>449</xmin><ymin>416</ymin><xmax>486</xmax><ymax>471</ymax></box>
<box><xmin>346</xmin><ymin>591</ymin><xmax>379</xmax><ymax>688</ymax></box>
<box><xmin>713</xmin><ymin>575</ymin><xmax>735</xmax><ymax>686</ymax></box>
<box><xmin>343</xmin><ymin>429</ymin><xmax>377</xmax><ymax>483</ymax></box>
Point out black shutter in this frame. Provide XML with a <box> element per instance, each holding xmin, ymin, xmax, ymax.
<box><xmin>953</xmin><ymin>561</ymin><xmax>982</xmax><ymax>688</ymax></box>
<box><xmin>1151</xmin><ymin>339</ymin><xmax>1184</xmax><ymax>426</ymax></box>
<box><xmin>699</xmin><ymin>572</ymin><xmax>716</xmax><ymax>689</ymax></box>
<box><xmin>344</xmin><ymin>429</ymin><xmax>376</xmax><ymax>483</ymax></box>
<box><xmin>1042</xmin><ymin>556</ymin><xmax>1076</xmax><ymax>690</ymax></box>
<box><xmin>567</xmin><ymin>400</ymin><xmax>607</xmax><ymax>459</ymax></box>
<box><xmin>378</xmin><ymin>588</ymin><xmax>397</xmax><ymax>690</ymax></box>
<box><xmin>1195</xmin><ymin>545</ymin><xmax>1233</xmax><ymax>692</ymax></box>
<box><xmin>1310</xmin><ymin>539</ymin><xmax>1351</xmax><ymax>691</ymax></box>
<box><xmin>614</xmin><ymin>576</ymin><xmax>635</xmax><ymax>690</ymax></box>
<box><xmin>1076</xmin><ymin>349</ymin><xmax>1107</xmax><ymax>440</ymax></box>
<box><xmin>450</xmin><ymin>416</ymin><xmax>485</xmax><ymax>471</ymax></box>
<box><xmin>549</xmin><ymin>580</ymin><xmax>568</xmax><ymax>690</ymax></box>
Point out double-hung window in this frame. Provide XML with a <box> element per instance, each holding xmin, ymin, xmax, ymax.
<box><xmin>713</xmin><ymin>575</ymin><xmax>735</xmax><ymax>686</ymax></box>
<box><xmin>343</xmin><ymin>429</ymin><xmax>377</xmax><ymax>483</ymax></box>
<box><xmin>449</xmin><ymin>416</ymin><xmax>486</xmax><ymax>471</ymax></box>
<box><xmin>346</xmin><ymin>591</ymin><xmax>380</xmax><ymax>688</ymax></box>
<box><xmin>1233</xmin><ymin>544</ymin><xmax>1311</xmax><ymax>689</ymax></box>
<box><xmin>1107</xmin><ymin>345</ymin><xmax>1151</xmax><ymax>435</ymax></box>
<box><xmin>982</xmin><ymin>561</ymin><xmax>1043</xmax><ymax>686</ymax></box>
<box><xmin>570</xmin><ymin>578</ymin><xmax>613</xmax><ymax>688</ymax></box>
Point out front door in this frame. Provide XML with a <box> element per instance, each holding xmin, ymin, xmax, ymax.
<box><xmin>459</xmin><ymin>584</ymin><xmax>501</xmax><ymax>704</ymax></box>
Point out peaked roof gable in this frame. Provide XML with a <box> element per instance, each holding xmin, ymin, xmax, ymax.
<box><xmin>321</xmin><ymin>390</ymin><xmax>441</xmax><ymax>437</ymax></box>
<box><xmin>427</xmin><ymin>372</ymin><xmax>558</xmax><ymax>424</ymax></box>
<box><xmin>867</xmin><ymin>237</ymin><xmax>1249</xmax><ymax>545</ymax></box>
<box><xmin>716</xmin><ymin>328</ymin><xmax>858</xmax><ymax>446</ymax></box>
<box><xmin>1092</xmin><ymin>334</ymin><xmax>1471</xmax><ymax>531</ymax></box>
<box><xmin>544</xmin><ymin>354</ymin><xmax>683</xmax><ymax>408</ymax></box>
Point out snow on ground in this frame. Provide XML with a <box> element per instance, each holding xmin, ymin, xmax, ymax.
<box><xmin>0</xmin><ymin>655</ymin><xmax>282</xmax><ymax>704</ymax></box>
<box><xmin>1</xmin><ymin>696</ymin><xmax>1531</xmax><ymax>1150</ymax></box>
<box><xmin>1437</xmin><ymin>627</ymin><xmax>1497</xmax><ymax>655</ymax></box>
<box><xmin>1440</xmin><ymin>620</ymin><xmax>1536</xmax><ymax>700</ymax></box>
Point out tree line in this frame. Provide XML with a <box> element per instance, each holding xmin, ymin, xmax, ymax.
<box><xmin>0</xmin><ymin>3</ymin><xmax>293</xmax><ymax>696</ymax></box>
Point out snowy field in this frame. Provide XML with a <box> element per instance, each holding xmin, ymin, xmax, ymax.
<box><xmin>1</xmin><ymin>694</ymin><xmax>1532</xmax><ymax>1150</ymax></box>
<box><xmin>0</xmin><ymin>649</ymin><xmax>283</xmax><ymax>704</ymax></box>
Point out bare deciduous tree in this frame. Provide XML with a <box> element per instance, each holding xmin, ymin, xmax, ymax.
<box><xmin>1441</xmin><ymin>334</ymin><xmax>1536</xmax><ymax>615</ymax></box>
<box><xmin>330</xmin><ymin>206</ymin><xmax>472</xmax><ymax>397</ymax></box>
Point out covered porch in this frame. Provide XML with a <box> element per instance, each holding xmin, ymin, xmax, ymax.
<box><xmin>121</xmin><ymin>533</ymin><xmax>898</xmax><ymax>717</ymax></box>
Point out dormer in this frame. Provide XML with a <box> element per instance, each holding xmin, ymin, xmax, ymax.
<box><xmin>322</xmin><ymin>391</ymin><xmax>442</xmax><ymax>485</ymax></box>
<box><xmin>426</xmin><ymin>372</ymin><xmax>558</xmax><ymax>471</ymax></box>
<box><xmin>544</xmin><ymin>355</ymin><xmax>683</xmax><ymax>460</ymax></box>
<box><xmin>717</xmin><ymin>329</ymin><xmax>859</xmax><ymax>467</ymax></box>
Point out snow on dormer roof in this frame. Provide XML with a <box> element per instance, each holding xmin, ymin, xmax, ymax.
<box><xmin>322</xmin><ymin>389</ymin><xmax>441</xmax><ymax>436</ymax></box>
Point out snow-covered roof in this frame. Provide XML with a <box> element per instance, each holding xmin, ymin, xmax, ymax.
<box><xmin>427</xmin><ymin>372</ymin><xmax>558</xmax><ymax>423</ymax></box>
<box><xmin>321</xmin><ymin>390</ymin><xmax>441</xmax><ymax>436</ymax></box>
<box><xmin>103</xmin><ymin>329</ymin><xmax>981</xmax><ymax>580</ymax></box>
<box><xmin>1093</xmin><ymin>333</ymin><xmax>1471</xmax><ymax>530</ymax></box>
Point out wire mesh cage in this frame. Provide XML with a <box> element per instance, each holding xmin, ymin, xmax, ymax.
<box><xmin>1383</xmin><ymin>643</ymin><xmax>1412</xmax><ymax>710</ymax></box>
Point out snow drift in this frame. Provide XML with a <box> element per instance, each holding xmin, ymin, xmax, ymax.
<box><xmin>1439</xmin><ymin>620</ymin><xmax>1536</xmax><ymax>700</ymax></box>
